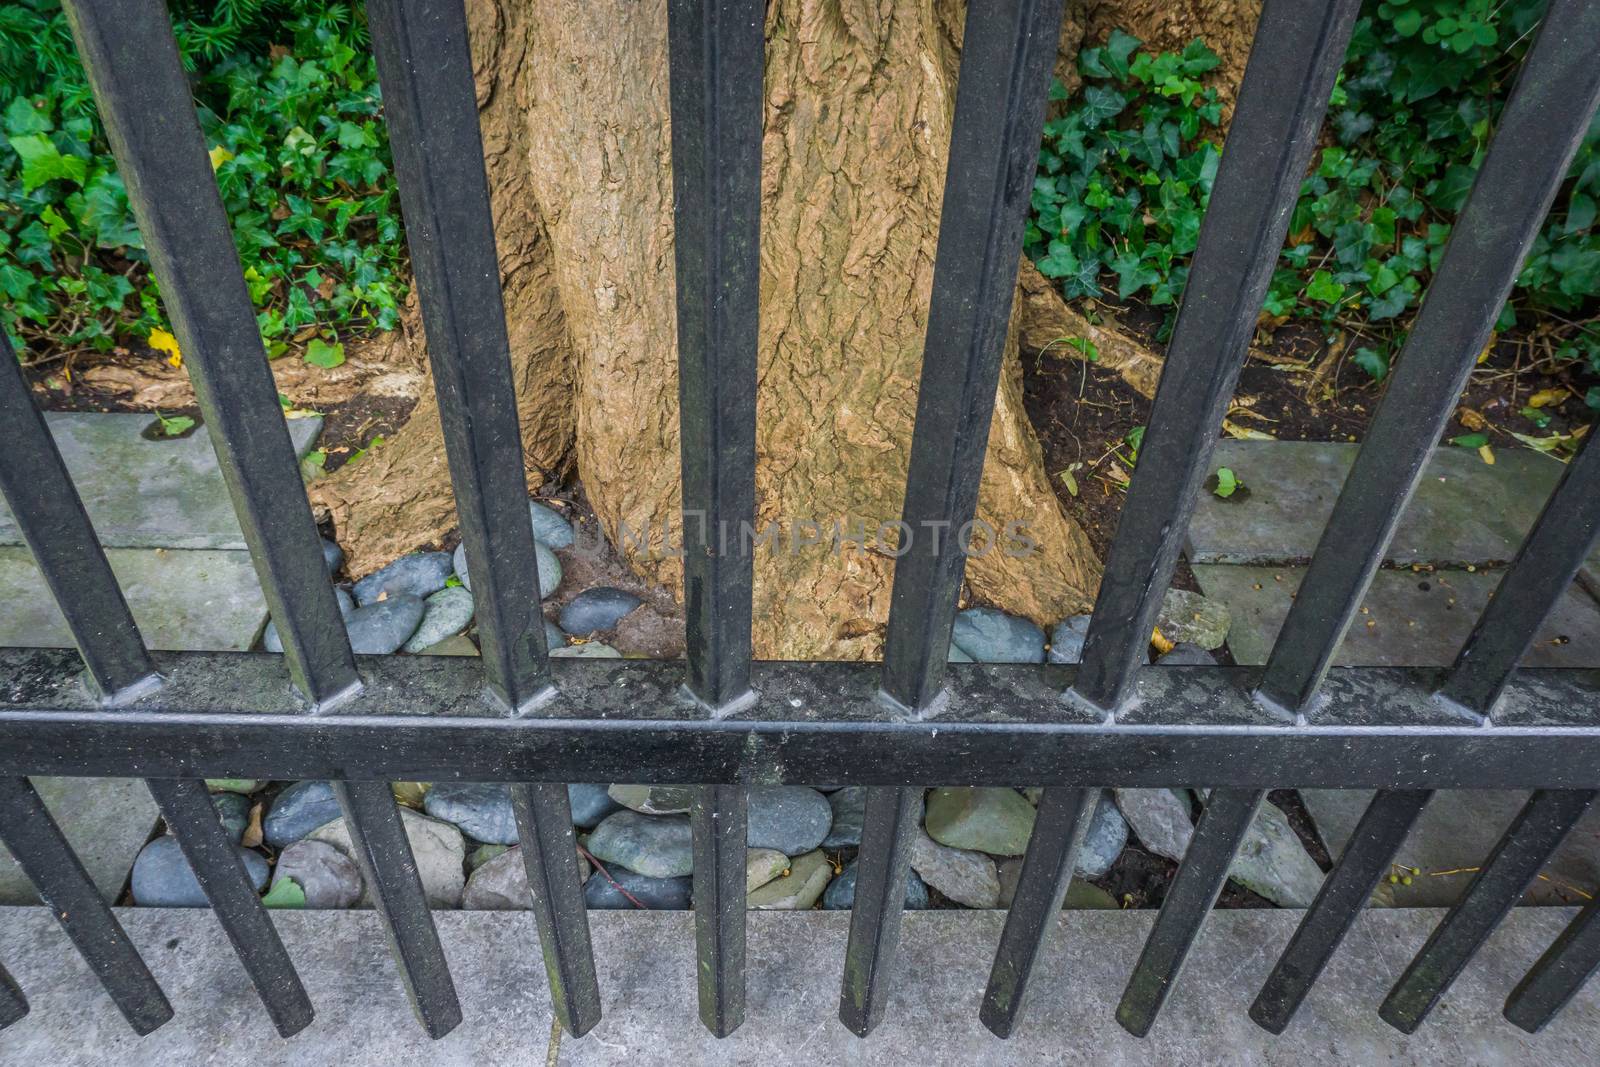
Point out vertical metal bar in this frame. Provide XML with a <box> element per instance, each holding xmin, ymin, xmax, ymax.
<box><xmin>60</xmin><ymin>0</ymin><xmax>358</xmax><ymax>708</ymax></box>
<box><xmin>1249</xmin><ymin>789</ymin><xmax>1432</xmax><ymax>1033</ymax></box>
<box><xmin>840</xmin><ymin>786</ymin><xmax>924</xmax><ymax>1036</ymax></box>
<box><xmin>1256</xmin><ymin>0</ymin><xmax>1600</xmax><ymax>717</ymax></box>
<box><xmin>0</xmin><ymin>332</ymin><xmax>158</xmax><ymax>701</ymax></box>
<box><xmin>509</xmin><ymin>784</ymin><xmax>601</xmax><ymax>1037</ymax></box>
<box><xmin>332</xmin><ymin>780</ymin><xmax>462</xmax><ymax>1038</ymax></box>
<box><xmin>841</xmin><ymin>0</ymin><xmax>1065</xmax><ymax>1038</ymax></box>
<box><xmin>979</xmin><ymin>787</ymin><xmax>1096</xmax><ymax>1037</ymax></box>
<box><xmin>363</xmin><ymin>0</ymin><xmax>551</xmax><ymax>711</ymax></box>
<box><xmin>1440</xmin><ymin>428</ymin><xmax>1600</xmax><ymax>716</ymax></box>
<box><xmin>1380</xmin><ymin>788</ymin><xmax>1597</xmax><ymax>1033</ymax></box>
<box><xmin>0</xmin><ymin>777</ymin><xmax>171</xmax><ymax>1034</ymax></box>
<box><xmin>1071</xmin><ymin>0</ymin><xmax>1361</xmax><ymax>714</ymax></box>
<box><xmin>691</xmin><ymin>783</ymin><xmax>749</xmax><ymax>1037</ymax></box>
<box><xmin>1504</xmin><ymin>893</ymin><xmax>1600</xmax><ymax>1034</ymax></box>
<box><xmin>667</xmin><ymin>0</ymin><xmax>763</xmax><ymax>1038</ymax></box>
<box><xmin>0</xmin><ymin>960</ymin><xmax>26</xmax><ymax>1030</ymax></box>
<box><xmin>363</xmin><ymin>0</ymin><xmax>601</xmax><ymax>1036</ymax></box>
<box><xmin>0</xmin><ymin>334</ymin><xmax>313</xmax><ymax>1035</ymax></box>
<box><xmin>1117</xmin><ymin>788</ymin><xmax>1264</xmax><ymax>1037</ymax></box>
<box><xmin>145</xmin><ymin>779</ymin><xmax>315</xmax><ymax>1037</ymax></box>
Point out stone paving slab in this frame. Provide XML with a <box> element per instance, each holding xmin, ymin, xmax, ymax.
<box><xmin>0</xmin><ymin>546</ymin><xmax>271</xmax><ymax>652</ymax></box>
<box><xmin>0</xmin><ymin>412</ymin><xmax>322</xmax><ymax>550</ymax></box>
<box><xmin>0</xmin><ymin>779</ymin><xmax>157</xmax><ymax>905</ymax></box>
<box><xmin>1193</xmin><ymin>563</ymin><xmax>1600</xmax><ymax>667</ymax></box>
<box><xmin>1303</xmin><ymin>789</ymin><xmax>1600</xmax><ymax>907</ymax></box>
<box><xmin>1</xmin><ymin>907</ymin><xmax>1596</xmax><ymax>1064</ymax></box>
<box><xmin>1185</xmin><ymin>440</ymin><xmax>1589</xmax><ymax>567</ymax></box>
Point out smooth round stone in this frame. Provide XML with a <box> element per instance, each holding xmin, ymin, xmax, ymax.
<box><xmin>353</xmin><ymin>551</ymin><xmax>453</xmax><ymax>606</ymax></box>
<box><xmin>924</xmin><ymin>787</ymin><xmax>1037</xmax><ymax>856</ymax></box>
<box><xmin>584</xmin><ymin>868</ymin><xmax>691</xmax><ymax>910</ymax></box>
<box><xmin>423</xmin><ymin>782</ymin><xmax>517</xmax><ymax>845</ymax></box>
<box><xmin>748</xmin><ymin>849</ymin><xmax>832</xmax><ymax>910</ymax></box>
<box><xmin>950</xmin><ymin>607</ymin><xmax>1045</xmax><ymax>663</ymax></box>
<box><xmin>403</xmin><ymin>587</ymin><xmax>475</xmax><ymax>653</ymax></box>
<box><xmin>264</xmin><ymin>781</ymin><xmax>342</xmax><ymax>849</ymax></box>
<box><xmin>462</xmin><ymin>846</ymin><xmax>590</xmax><ymax>910</ymax></box>
<box><xmin>747</xmin><ymin>786</ymin><xmax>832</xmax><ymax>855</ymax></box>
<box><xmin>206</xmin><ymin>779</ymin><xmax>262</xmax><ymax>794</ymax></box>
<box><xmin>321</xmin><ymin>537</ymin><xmax>344</xmax><ymax>575</ymax></box>
<box><xmin>1047</xmin><ymin>615</ymin><xmax>1091</xmax><ymax>665</ymax></box>
<box><xmin>345</xmin><ymin>594</ymin><xmax>425</xmax><ymax>654</ymax></box>
<box><xmin>948</xmin><ymin>642</ymin><xmax>973</xmax><ymax>663</ymax></box>
<box><xmin>550</xmin><ymin>641</ymin><xmax>621</xmax><ymax>658</ymax></box>
<box><xmin>908</xmin><ymin>829</ymin><xmax>999</xmax><ymax>908</ymax></box>
<box><xmin>469</xmin><ymin>843</ymin><xmax>510</xmax><ymax>871</ymax></box>
<box><xmin>1076</xmin><ymin>792</ymin><xmax>1129</xmax><ymax>878</ymax></box>
<box><xmin>529</xmin><ymin>501</ymin><xmax>575</xmax><ymax>549</ymax></box>
<box><xmin>746</xmin><ymin>848</ymin><xmax>789</xmax><ymax>892</ymax></box>
<box><xmin>545</xmin><ymin>618</ymin><xmax>568</xmax><ymax>650</ymax></box>
<box><xmin>272</xmin><ymin>839</ymin><xmax>362</xmax><ymax>909</ymax></box>
<box><xmin>569</xmin><ymin>783</ymin><xmax>622</xmax><ymax>829</ymax></box>
<box><xmin>264</xmin><ymin>589</ymin><xmax>353</xmax><ymax>652</ymax></box>
<box><xmin>454</xmin><ymin>540</ymin><xmax>560</xmax><ymax>599</ymax></box>
<box><xmin>823</xmin><ymin>859</ymin><xmax>927</xmax><ymax>911</ymax></box>
<box><xmin>335</xmin><ymin>587</ymin><xmax>355</xmax><ymax>616</ymax></box>
<box><xmin>823</xmin><ymin>786</ymin><xmax>866</xmax><ymax>848</ymax></box>
<box><xmin>1158</xmin><ymin>642</ymin><xmax>1218</xmax><ymax>665</ymax></box>
<box><xmin>585</xmin><ymin>811</ymin><xmax>692</xmax><ymax>878</ymax></box>
<box><xmin>608</xmin><ymin>785</ymin><xmax>695</xmax><ymax>815</ymax></box>
<box><xmin>133</xmin><ymin>836</ymin><xmax>267</xmax><ymax>907</ymax></box>
<box><xmin>559</xmin><ymin>587</ymin><xmax>643</xmax><ymax>635</ymax></box>
<box><xmin>1156</xmin><ymin>588</ymin><xmax>1231</xmax><ymax>651</ymax></box>
<box><xmin>212</xmin><ymin>791</ymin><xmax>251</xmax><ymax>845</ymax></box>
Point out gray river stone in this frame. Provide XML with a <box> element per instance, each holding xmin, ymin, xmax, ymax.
<box><xmin>344</xmin><ymin>595</ymin><xmax>425</xmax><ymax>654</ymax></box>
<box><xmin>264</xmin><ymin>781</ymin><xmax>343</xmax><ymax>849</ymax></box>
<box><xmin>320</xmin><ymin>537</ymin><xmax>343</xmax><ymax>575</ymax></box>
<box><xmin>746</xmin><ymin>849</ymin><xmax>789</xmax><ymax>892</ymax></box>
<box><xmin>569</xmin><ymin>784</ymin><xmax>622</xmax><ymax>829</ymax></box>
<box><xmin>747</xmin><ymin>786</ymin><xmax>832</xmax><ymax>855</ymax></box>
<box><xmin>1156</xmin><ymin>587</ymin><xmax>1231</xmax><ymax>650</ymax></box>
<box><xmin>132</xmin><ymin>836</ymin><xmax>267</xmax><ymax>907</ymax></box>
<box><xmin>924</xmin><ymin>787</ymin><xmax>1036</xmax><ymax>856</ymax></box>
<box><xmin>585</xmin><ymin>811</ymin><xmax>693</xmax><ymax>878</ymax></box>
<box><xmin>1113</xmin><ymin>788</ymin><xmax>1196</xmax><ymax>861</ymax></box>
<box><xmin>823</xmin><ymin>786</ymin><xmax>867</xmax><ymax>848</ymax></box>
<box><xmin>453</xmin><ymin>540</ymin><xmax>560</xmax><ymax>599</ymax></box>
<box><xmin>908</xmin><ymin>829</ymin><xmax>999</xmax><ymax>908</ymax></box>
<box><xmin>272</xmin><ymin>840</ymin><xmax>362</xmax><ymax>909</ymax></box>
<box><xmin>608</xmin><ymin>785</ymin><xmax>695</xmax><ymax>815</ymax></box>
<box><xmin>1076</xmin><ymin>792</ymin><xmax>1129</xmax><ymax>878</ymax></box>
<box><xmin>823</xmin><ymin>859</ymin><xmax>927</xmax><ymax>911</ymax></box>
<box><xmin>950</xmin><ymin>607</ymin><xmax>1045</xmax><ymax>663</ymax></box>
<box><xmin>747</xmin><ymin>849</ymin><xmax>832</xmax><ymax>910</ymax></box>
<box><xmin>584</xmin><ymin>868</ymin><xmax>692</xmax><ymax>909</ymax></box>
<box><xmin>1047</xmin><ymin>615</ymin><xmax>1091</xmax><ymax>665</ymax></box>
<box><xmin>423</xmin><ymin>782</ymin><xmax>518</xmax><ymax>846</ymax></box>
<box><xmin>403</xmin><ymin>587</ymin><xmax>475</xmax><ymax>653</ymax></box>
<box><xmin>559</xmin><ymin>587</ymin><xmax>643</xmax><ymax>635</ymax></box>
<box><xmin>529</xmin><ymin>501</ymin><xmax>575</xmax><ymax>549</ymax></box>
<box><xmin>211</xmin><ymin>791</ymin><xmax>251</xmax><ymax>845</ymax></box>
<box><xmin>352</xmin><ymin>551</ymin><xmax>453</xmax><ymax>606</ymax></box>
<box><xmin>1157</xmin><ymin>642</ymin><xmax>1219</xmax><ymax>666</ymax></box>
<box><xmin>545</xmin><ymin>618</ymin><xmax>568</xmax><ymax>651</ymax></box>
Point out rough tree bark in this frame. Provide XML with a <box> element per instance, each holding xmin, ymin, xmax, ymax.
<box><xmin>309</xmin><ymin>0</ymin><xmax>1261</xmax><ymax>660</ymax></box>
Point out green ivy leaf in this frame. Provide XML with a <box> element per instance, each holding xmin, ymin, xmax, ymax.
<box><xmin>8</xmin><ymin>133</ymin><xmax>87</xmax><ymax>191</ymax></box>
<box><xmin>1352</xmin><ymin>346</ymin><xmax>1390</xmax><ymax>381</ymax></box>
<box><xmin>1450</xmin><ymin>432</ymin><xmax>1489</xmax><ymax>449</ymax></box>
<box><xmin>1305</xmin><ymin>270</ymin><xmax>1346</xmax><ymax>304</ymax></box>
<box><xmin>304</xmin><ymin>337</ymin><xmax>346</xmax><ymax>368</ymax></box>
<box><xmin>1213</xmin><ymin>466</ymin><xmax>1240</xmax><ymax>498</ymax></box>
<box><xmin>261</xmin><ymin>878</ymin><xmax>306</xmax><ymax>909</ymax></box>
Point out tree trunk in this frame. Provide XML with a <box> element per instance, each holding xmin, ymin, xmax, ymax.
<box><xmin>310</xmin><ymin>0</ymin><xmax>1260</xmax><ymax>660</ymax></box>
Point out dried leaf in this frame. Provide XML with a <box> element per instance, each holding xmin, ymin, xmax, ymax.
<box><xmin>1477</xmin><ymin>444</ymin><xmax>1495</xmax><ymax>466</ymax></box>
<box><xmin>241</xmin><ymin>802</ymin><xmax>264</xmax><ymax>849</ymax></box>
<box><xmin>1457</xmin><ymin>407</ymin><xmax>1487</xmax><ymax>431</ymax></box>
<box><xmin>1150</xmin><ymin>627</ymin><xmax>1174</xmax><ymax>655</ymax></box>
<box><xmin>1527</xmin><ymin>388</ymin><xmax>1568</xmax><ymax>409</ymax></box>
<box><xmin>1222</xmin><ymin>419</ymin><xmax>1275</xmax><ymax>441</ymax></box>
<box><xmin>1476</xmin><ymin>333</ymin><xmax>1497</xmax><ymax>365</ymax></box>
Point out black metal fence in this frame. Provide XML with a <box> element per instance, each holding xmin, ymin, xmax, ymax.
<box><xmin>2</xmin><ymin>0</ymin><xmax>1599</xmax><ymax>1048</ymax></box>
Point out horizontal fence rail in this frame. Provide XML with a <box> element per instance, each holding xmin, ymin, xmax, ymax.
<box><xmin>1</xmin><ymin>0</ymin><xmax>1599</xmax><ymax>1051</ymax></box>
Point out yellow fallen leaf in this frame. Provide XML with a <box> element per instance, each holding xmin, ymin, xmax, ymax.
<box><xmin>1478</xmin><ymin>443</ymin><xmax>1495</xmax><ymax>466</ymax></box>
<box><xmin>148</xmin><ymin>328</ymin><xmax>181</xmax><ymax>368</ymax></box>
<box><xmin>209</xmin><ymin>145</ymin><xmax>233</xmax><ymax>171</ymax></box>
<box><xmin>1476</xmin><ymin>333</ymin><xmax>1497</xmax><ymax>365</ymax></box>
<box><xmin>1222</xmin><ymin>418</ymin><xmax>1276</xmax><ymax>441</ymax></box>
<box><xmin>1151</xmin><ymin>627</ymin><xmax>1175</xmax><ymax>655</ymax></box>
<box><xmin>1527</xmin><ymin>388</ymin><xmax>1568</xmax><ymax>409</ymax></box>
